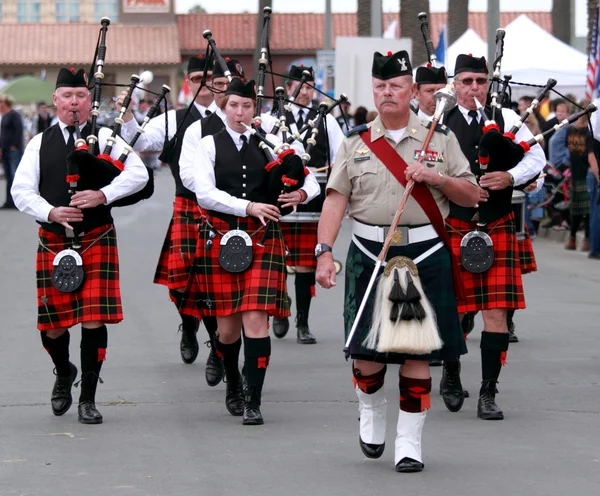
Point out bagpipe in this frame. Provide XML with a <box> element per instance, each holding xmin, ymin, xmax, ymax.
<box><xmin>66</xmin><ymin>17</ymin><xmax>171</xmax><ymax>208</ymax></box>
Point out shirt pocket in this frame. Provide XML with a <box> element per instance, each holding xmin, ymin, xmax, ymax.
<box><xmin>347</xmin><ymin>161</ymin><xmax>379</xmax><ymax>199</ymax></box>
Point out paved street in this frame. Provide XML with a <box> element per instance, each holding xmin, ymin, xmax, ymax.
<box><xmin>1</xmin><ymin>171</ymin><xmax>599</xmax><ymax>495</ymax></box>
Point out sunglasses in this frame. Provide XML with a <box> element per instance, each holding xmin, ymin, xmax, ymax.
<box><xmin>458</xmin><ymin>77</ymin><xmax>488</xmax><ymax>86</ymax></box>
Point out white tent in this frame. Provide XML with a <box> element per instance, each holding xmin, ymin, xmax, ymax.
<box><xmin>446</xmin><ymin>15</ymin><xmax>588</xmax><ymax>98</ymax></box>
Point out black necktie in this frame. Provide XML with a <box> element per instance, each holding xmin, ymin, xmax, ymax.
<box><xmin>297</xmin><ymin>109</ymin><xmax>305</xmax><ymax>130</ymax></box>
<box><xmin>205</xmin><ymin>109</ymin><xmax>212</xmax><ymax>117</ymax></box>
<box><xmin>66</xmin><ymin>125</ymin><xmax>76</xmax><ymax>151</ymax></box>
<box><xmin>239</xmin><ymin>134</ymin><xmax>248</xmax><ymax>157</ymax></box>
<box><xmin>468</xmin><ymin>110</ymin><xmax>480</xmax><ymax>130</ymax></box>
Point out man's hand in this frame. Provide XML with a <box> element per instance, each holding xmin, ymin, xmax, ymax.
<box><xmin>70</xmin><ymin>190</ymin><xmax>107</xmax><ymax>209</ymax></box>
<box><xmin>524</xmin><ymin>182</ymin><xmax>538</xmax><ymax>193</ymax></box>
<box><xmin>115</xmin><ymin>90</ymin><xmax>135</xmax><ymax>123</ymax></box>
<box><xmin>474</xmin><ymin>186</ymin><xmax>489</xmax><ymax>208</ymax></box>
<box><xmin>404</xmin><ymin>163</ymin><xmax>443</xmax><ymax>186</ymax></box>
<box><xmin>479</xmin><ymin>171</ymin><xmax>513</xmax><ymax>190</ymax></box>
<box><xmin>48</xmin><ymin>206</ymin><xmax>84</xmax><ymax>230</ymax></box>
<box><xmin>247</xmin><ymin>202</ymin><xmax>281</xmax><ymax>226</ymax></box>
<box><xmin>316</xmin><ymin>253</ymin><xmax>337</xmax><ymax>289</ymax></box>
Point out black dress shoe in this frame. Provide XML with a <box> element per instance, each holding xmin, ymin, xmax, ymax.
<box><xmin>225</xmin><ymin>372</ymin><xmax>245</xmax><ymax>417</ymax></box>
<box><xmin>179</xmin><ymin>322</ymin><xmax>199</xmax><ymax>364</ymax></box>
<box><xmin>272</xmin><ymin>317</ymin><xmax>290</xmax><ymax>339</ymax></box>
<box><xmin>205</xmin><ymin>341</ymin><xmax>224</xmax><ymax>387</ymax></box>
<box><xmin>78</xmin><ymin>400</ymin><xmax>103</xmax><ymax>424</ymax></box>
<box><xmin>477</xmin><ymin>380</ymin><xmax>504</xmax><ymax>420</ymax></box>
<box><xmin>440</xmin><ymin>362</ymin><xmax>465</xmax><ymax>412</ymax></box>
<box><xmin>429</xmin><ymin>358</ymin><xmax>443</xmax><ymax>367</ymax></box>
<box><xmin>51</xmin><ymin>363</ymin><xmax>78</xmax><ymax>416</ymax></box>
<box><xmin>297</xmin><ymin>325</ymin><xmax>316</xmax><ymax>344</ymax></box>
<box><xmin>243</xmin><ymin>387</ymin><xmax>264</xmax><ymax>425</ymax></box>
<box><xmin>359</xmin><ymin>437</ymin><xmax>385</xmax><ymax>459</ymax></box>
<box><xmin>508</xmin><ymin>323</ymin><xmax>519</xmax><ymax>343</ymax></box>
<box><xmin>1</xmin><ymin>203</ymin><xmax>17</xmax><ymax>210</ymax></box>
<box><xmin>395</xmin><ymin>457</ymin><xmax>424</xmax><ymax>473</ymax></box>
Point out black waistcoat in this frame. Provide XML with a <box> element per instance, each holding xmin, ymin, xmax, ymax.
<box><xmin>38</xmin><ymin>123</ymin><xmax>113</xmax><ymax>235</ymax></box>
<box><xmin>444</xmin><ymin>106</ymin><xmax>513</xmax><ymax>224</ymax></box>
<box><xmin>210</xmin><ymin>129</ymin><xmax>269</xmax><ymax>223</ymax></box>
<box><xmin>168</xmin><ymin>105</ymin><xmax>203</xmax><ymax>199</ymax></box>
<box><xmin>285</xmin><ymin>108</ymin><xmax>329</xmax><ymax>167</ymax></box>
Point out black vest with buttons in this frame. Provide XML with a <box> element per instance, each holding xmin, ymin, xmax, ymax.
<box><xmin>38</xmin><ymin>123</ymin><xmax>113</xmax><ymax>235</ymax></box>
<box><xmin>285</xmin><ymin>107</ymin><xmax>329</xmax><ymax>167</ymax></box>
<box><xmin>210</xmin><ymin>129</ymin><xmax>269</xmax><ymax>222</ymax></box>
<box><xmin>444</xmin><ymin>106</ymin><xmax>513</xmax><ymax>224</ymax></box>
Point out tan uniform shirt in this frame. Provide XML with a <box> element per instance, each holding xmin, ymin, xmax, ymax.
<box><xmin>327</xmin><ymin>112</ymin><xmax>476</xmax><ymax>226</ymax></box>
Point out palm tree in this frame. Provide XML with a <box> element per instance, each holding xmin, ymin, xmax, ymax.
<box><xmin>552</xmin><ymin>0</ymin><xmax>571</xmax><ymax>44</ymax></box>
<box><xmin>357</xmin><ymin>0</ymin><xmax>372</xmax><ymax>36</ymax></box>
<box><xmin>447</xmin><ymin>0</ymin><xmax>468</xmax><ymax>45</ymax></box>
<box><xmin>399</xmin><ymin>0</ymin><xmax>431</xmax><ymax>66</ymax></box>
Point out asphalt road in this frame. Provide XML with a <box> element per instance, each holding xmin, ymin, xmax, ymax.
<box><xmin>1</xmin><ymin>172</ymin><xmax>599</xmax><ymax>495</ymax></box>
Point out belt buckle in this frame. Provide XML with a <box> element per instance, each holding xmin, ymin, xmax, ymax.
<box><xmin>384</xmin><ymin>226</ymin><xmax>409</xmax><ymax>246</ymax></box>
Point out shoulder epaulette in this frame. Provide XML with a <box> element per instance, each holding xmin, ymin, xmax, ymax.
<box><xmin>345</xmin><ymin>123</ymin><xmax>369</xmax><ymax>137</ymax></box>
<box><xmin>425</xmin><ymin>121</ymin><xmax>450</xmax><ymax>135</ymax></box>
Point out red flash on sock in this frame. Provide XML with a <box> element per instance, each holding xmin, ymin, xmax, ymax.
<box><xmin>500</xmin><ymin>351</ymin><xmax>507</xmax><ymax>366</ymax></box>
<box><xmin>98</xmin><ymin>348</ymin><xmax>107</xmax><ymax>362</ymax></box>
<box><xmin>310</xmin><ymin>285</ymin><xmax>316</xmax><ymax>298</ymax></box>
<box><xmin>257</xmin><ymin>356</ymin><xmax>270</xmax><ymax>369</ymax></box>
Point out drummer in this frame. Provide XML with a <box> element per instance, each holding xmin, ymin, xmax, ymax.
<box><xmin>272</xmin><ymin>65</ymin><xmax>345</xmax><ymax>345</ymax></box>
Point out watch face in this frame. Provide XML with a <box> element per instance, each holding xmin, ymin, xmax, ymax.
<box><xmin>314</xmin><ymin>244</ymin><xmax>322</xmax><ymax>257</ymax></box>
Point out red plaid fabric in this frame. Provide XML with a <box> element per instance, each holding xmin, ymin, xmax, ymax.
<box><xmin>36</xmin><ymin>224</ymin><xmax>123</xmax><ymax>331</ymax></box>
<box><xmin>518</xmin><ymin>227</ymin><xmax>537</xmax><ymax>274</ymax></box>
<box><xmin>280</xmin><ymin>222</ymin><xmax>318</xmax><ymax>268</ymax></box>
<box><xmin>153</xmin><ymin>196</ymin><xmax>202</xmax><ymax>291</ymax></box>
<box><xmin>181</xmin><ymin>215</ymin><xmax>290</xmax><ymax>318</ymax></box>
<box><xmin>446</xmin><ymin>213</ymin><xmax>526</xmax><ymax>313</ymax></box>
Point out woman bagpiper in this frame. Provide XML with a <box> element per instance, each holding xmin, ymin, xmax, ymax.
<box><xmin>180</xmin><ymin>78</ymin><xmax>319</xmax><ymax>424</ymax></box>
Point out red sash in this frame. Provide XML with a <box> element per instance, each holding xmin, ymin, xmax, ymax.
<box><xmin>359</xmin><ymin>132</ymin><xmax>465</xmax><ymax>299</ymax></box>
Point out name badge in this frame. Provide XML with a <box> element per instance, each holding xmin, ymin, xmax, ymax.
<box><xmin>413</xmin><ymin>149</ymin><xmax>445</xmax><ymax>163</ymax></box>
<box><xmin>354</xmin><ymin>148</ymin><xmax>371</xmax><ymax>162</ymax></box>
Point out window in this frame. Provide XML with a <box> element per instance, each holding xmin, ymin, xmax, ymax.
<box><xmin>94</xmin><ymin>0</ymin><xmax>119</xmax><ymax>22</ymax></box>
<box><xmin>16</xmin><ymin>0</ymin><xmax>41</xmax><ymax>22</ymax></box>
<box><xmin>55</xmin><ymin>0</ymin><xmax>79</xmax><ymax>22</ymax></box>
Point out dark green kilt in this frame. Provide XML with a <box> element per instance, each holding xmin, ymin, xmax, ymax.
<box><xmin>570</xmin><ymin>179</ymin><xmax>590</xmax><ymax>216</ymax></box>
<box><xmin>344</xmin><ymin>235</ymin><xmax>466</xmax><ymax>364</ymax></box>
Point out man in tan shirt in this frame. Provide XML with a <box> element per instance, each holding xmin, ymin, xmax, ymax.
<box><xmin>315</xmin><ymin>50</ymin><xmax>478</xmax><ymax>473</ymax></box>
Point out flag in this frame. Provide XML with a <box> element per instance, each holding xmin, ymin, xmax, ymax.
<box><xmin>586</xmin><ymin>5</ymin><xmax>600</xmax><ymax>99</ymax></box>
<box><xmin>178</xmin><ymin>75</ymin><xmax>190</xmax><ymax>105</ymax></box>
<box><xmin>435</xmin><ymin>24</ymin><xmax>447</xmax><ymax>67</ymax></box>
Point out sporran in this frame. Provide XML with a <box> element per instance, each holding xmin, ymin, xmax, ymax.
<box><xmin>219</xmin><ymin>229</ymin><xmax>253</xmax><ymax>273</ymax></box>
<box><xmin>51</xmin><ymin>249</ymin><xmax>85</xmax><ymax>293</ymax></box>
<box><xmin>460</xmin><ymin>230</ymin><xmax>494</xmax><ymax>273</ymax></box>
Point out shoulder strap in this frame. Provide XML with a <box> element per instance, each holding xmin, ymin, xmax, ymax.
<box><xmin>358</xmin><ymin>131</ymin><xmax>465</xmax><ymax>299</ymax></box>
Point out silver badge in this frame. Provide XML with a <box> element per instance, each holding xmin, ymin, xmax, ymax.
<box><xmin>397</xmin><ymin>58</ymin><xmax>408</xmax><ymax>71</ymax></box>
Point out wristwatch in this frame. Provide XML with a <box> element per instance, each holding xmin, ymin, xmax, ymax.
<box><xmin>433</xmin><ymin>171</ymin><xmax>447</xmax><ymax>189</ymax></box>
<box><xmin>508</xmin><ymin>172</ymin><xmax>515</xmax><ymax>187</ymax></box>
<box><xmin>314</xmin><ymin>243</ymin><xmax>333</xmax><ymax>258</ymax></box>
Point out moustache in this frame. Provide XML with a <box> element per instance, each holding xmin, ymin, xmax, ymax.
<box><xmin>380</xmin><ymin>98</ymin><xmax>396</xmax><ymax>104</ymax></box>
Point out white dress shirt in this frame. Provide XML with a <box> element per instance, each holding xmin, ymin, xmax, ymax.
<box><xmin>457</xmin><ymin>105</ymin><xmax>546</xmax><ymax>186</ymax></box>
<box><xmin>11</xmin><ymin>120</ymin><xmax>149</xmax><ymax>223</ymax></box>
<box><xmin>120</xmin><ymin>102</ymin><xmax>211</xmax><ymax>153</ymax></box>
<box><xmin>284</xmin><ymin>104</ymin><xmax>345</xmax><ymax>164</ymax></box>
<box><xmin>180</xmin><ymin>124</ymin><xmax>320</xmax><ymax>218</ymax></box>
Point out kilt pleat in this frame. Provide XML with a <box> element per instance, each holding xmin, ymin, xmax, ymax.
<box><xmin>446</xmin><ymin>213</ymin><xmax>526</xmax><ymax>313</ymax></box>
<box><xmin>280</xmin><ymin>222</ymin><xmax>318</xmax><ymax>268</ymax></box>
<box><xmin>518</xmin><ymin>227</ymin><xmax>537</xmax><ymax>274</ymax></box>
<box><xmin>36</xmin><ymin>224</ymin><xmax>122</xmax><ymax>331</ymax></box>
<box><xmin>570</xmin><ymin>179</ymin><xmax>590</xmax><ymax>216</ymax></box>
<box><xmin>153</xmin><ymin>196</ymin><xmax>202</xmax><ymax>291</ymax></box>
<box><xmin>181</xmin><ymin>215</ymin><xmax>290</xmax><ymax>318</ymax></box>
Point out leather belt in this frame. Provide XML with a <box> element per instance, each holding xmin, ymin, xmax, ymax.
<box><xmin>352</xmin><ymin>220</ymin><xmax>438</xmax><ymax>246</ymax></box>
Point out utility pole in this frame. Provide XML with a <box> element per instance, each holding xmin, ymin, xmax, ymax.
<box><xmin>371</xmin><ymin>0</ymin><xmax>382</xmax><ymax>37</ymax></box>
<box><xmin>325</xmin><ymin>0</ymin><xmax>332</xmax><ymax>49</ymax></box>
<box><xmin>487</xmin><ymin>0</ymin><xmax>500</xmax><ymax>72</ymax></box>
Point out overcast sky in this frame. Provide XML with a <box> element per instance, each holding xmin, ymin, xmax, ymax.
<box><xmin>175</xmin><ymin>0</ymin><xmax>587</xmax><ymax>36</ymax></box>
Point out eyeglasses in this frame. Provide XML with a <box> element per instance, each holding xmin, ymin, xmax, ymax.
<box><xmin>190</xmin><ymin>75</ymin><xmax>211</xmax><ymax>84</ymax></box>
<box><xmin>211</xmin><ymin>81</ymin><xmax>228</xmax><ymax>90</ymax></box>
<box><xmin>458</xmin><ymin>77</ymin><xmax>488</xmax><ymax>86</ymax></box>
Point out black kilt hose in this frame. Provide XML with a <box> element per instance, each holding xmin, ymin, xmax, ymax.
<box><xmin>344</xmin><ymin>235</ymin><xmax>466</xmax><ymax>364</ymax></box>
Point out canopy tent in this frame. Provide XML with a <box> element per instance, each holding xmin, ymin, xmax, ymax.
<box><xmin>445</xmin><ymin>15</ymin><xmax>588</xmax><ymax>99</ymax></box>
<box><xmin>0</xmin><ymin>76</ymin><xmax>54</xmax><ymax>105</ymax></box>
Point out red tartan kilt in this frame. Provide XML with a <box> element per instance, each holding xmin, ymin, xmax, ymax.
<box><xmin>518</xmin><ymin>227</ymin><xmax>537</xmax><ymax>274</ymax></box>
<box><xmin>280</xmin><ymin>222</ymin><xmax>318</xmax><ymax>268</ymax></box>
<box><xmin>153</xmin><ymin>196</ymin><xmax>202</xmax><ymax>291</ymax></box>
<box><xmin>181</xmin><ymin>214</ymin><xmax>290</xmax><ymax>318</ymax></box>
<box><xmin>446</xmin><ymin>213</ymin><xmax>526</xmax><ymax>313</ymax></box>
<box><xmin>36</xmin><ymin>224</ymin><xmax>123</xmax><ymax>331</ymax></box>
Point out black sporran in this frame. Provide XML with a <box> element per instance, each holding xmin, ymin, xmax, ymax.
<box><xmin>219</xmin><ymin>230</ymin><xmax>253</xmax><ymax>273</ymax></box>
<box><xmin>51</xmin><ymin>249</ymin><xmax>85</xmax><ymax>293</ymax></box>
<box><xmin>460</xmin><ymin>231</ymin><xmax>494</xmax><ymax>273</ymax></box>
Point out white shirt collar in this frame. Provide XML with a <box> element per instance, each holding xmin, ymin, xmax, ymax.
<box><xmin>58</xmin><ymin>118</ymin><xmax>85</xmax><ymax>132</ymax></box>
<box><xmin>290</xmin><ymin>103</ymin><xmax>309</xmax><ymax>120</ymax></box>
<box><xmin>417</xmin><ymin>108</ymin><xmax>433</xmax><ymax>121</ymax></box>
<box><xmin>225</xmin><ymin>124</ymin><xmax>252</xmax><ymax>148</ymax></box>
<box><xmin>458</xmin><ymin>104</ymin><xmax>479</xmax><ymax>122</ymax></box>
<box><xmin>193</xmin><ymin>101</ymin><xmax>209</xmax><ymax>118</ymax></box>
